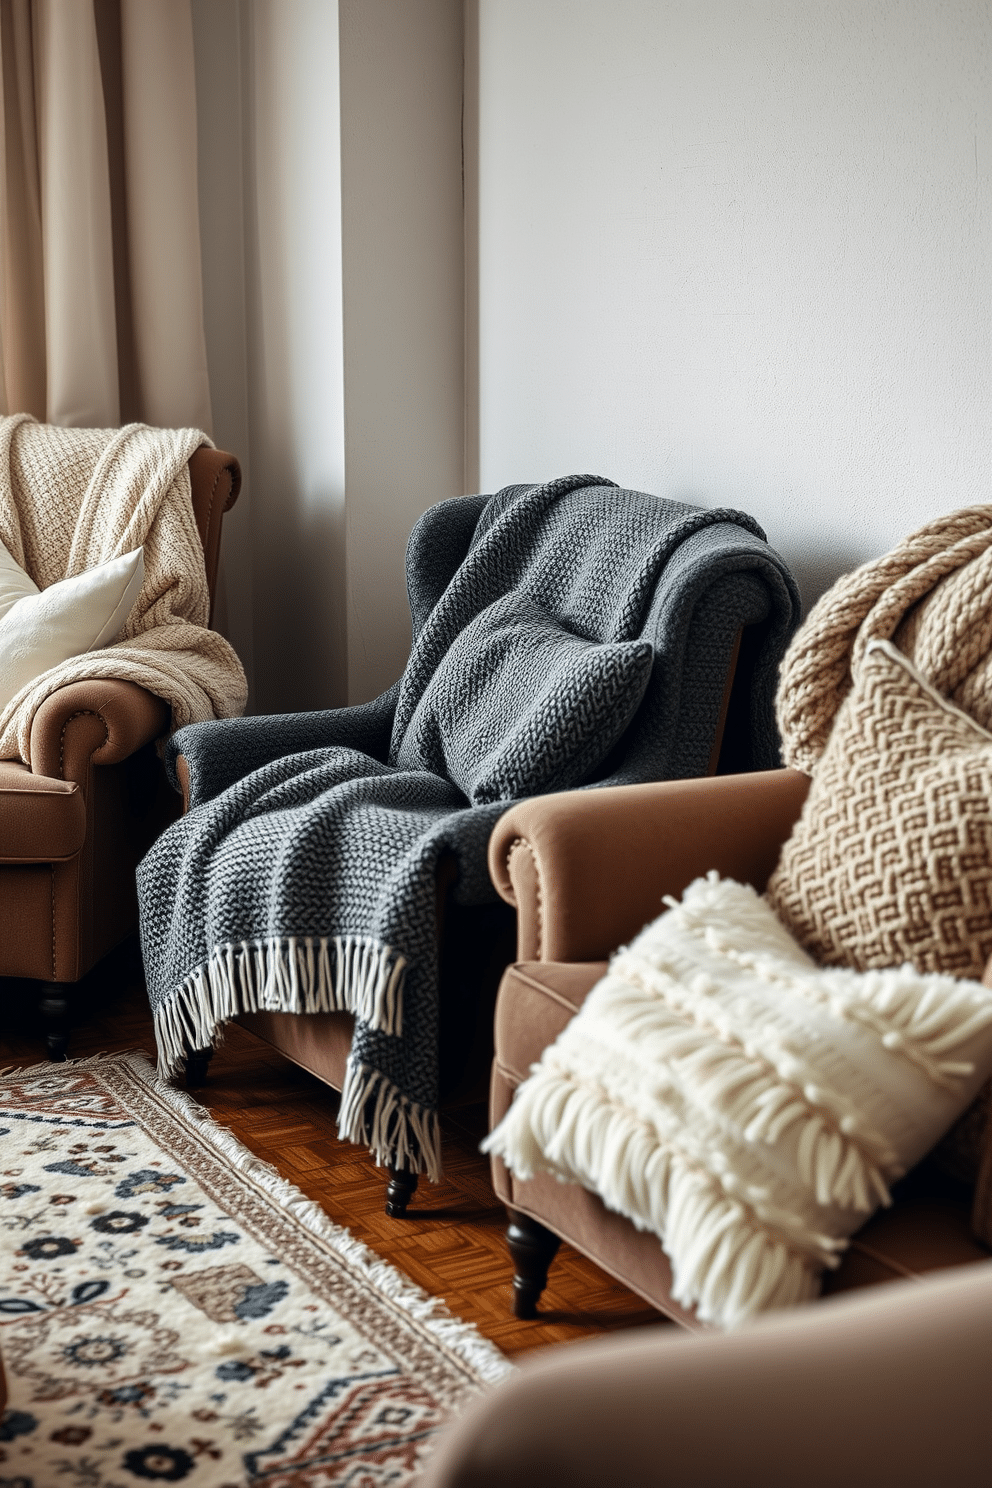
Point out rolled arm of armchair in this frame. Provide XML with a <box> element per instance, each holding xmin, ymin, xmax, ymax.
<box><xmin>488</xmin><ymin>769</ymin><xmax>811</xmax><ymax>963</ymax></box>
<box><xmin>170</xmin><ymin>682</ymin><xmax>401</xmax><ymax>810</ymax></box>
<box><xmin>31</xmin><ymin>679</ymin><xmax>171</xmax><ymax>785</ymax></box>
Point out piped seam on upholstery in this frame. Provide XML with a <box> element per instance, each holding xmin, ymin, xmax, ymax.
<box><xmin>494</xmin><ymin>1055</ymin><xmax>528</xmax><ymax>1086</ymax></box>
<box><xmin>58</xmin><ymin>709</ymin><xmax>110</xmax><ymax>781</ymax></box>
<box><xmin>507</xmin><ymin>836</ymin><xmax>543</xmax><ymax>959</ymax></box>
<box><xmin>203</xmin><ymin>460</ymin><xmax>223</xmax><ymax>553</ymax></box>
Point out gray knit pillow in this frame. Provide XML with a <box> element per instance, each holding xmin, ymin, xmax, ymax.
<box><xmin>395</xmin><ymin>592</ymin><xmax>653</xmax><ymax>805</ymax></box>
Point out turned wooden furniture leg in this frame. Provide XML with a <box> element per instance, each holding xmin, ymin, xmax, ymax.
<box><xmin>385</xmin><ymin>1165</ymin><xmax>419</xmax><ymax>1218</ymax></box>
<box><xmin>506</xmin><ymin>1209</ymin><xmax>562</xmax><ymax>1318</ymax></box>
<box><xmin>185</xmin><ymin>1046</ymin><xmax>215</xmax><ymax>1088</ymax></box>
<box><xmin>39</xmin><ymin>983</ymin><xmax>72</xmax><ymax>1062</ymax></box>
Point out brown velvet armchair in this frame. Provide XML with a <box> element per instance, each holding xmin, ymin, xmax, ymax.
<box><xmin>486</xmin><ymin>769</ymin><xmax>992</xmax><ymax>1326</ymax></box>
<box><xmin>0</xmin><ymin>446</ymin><xmax>240</xmax><ymax>1059</ymax></box>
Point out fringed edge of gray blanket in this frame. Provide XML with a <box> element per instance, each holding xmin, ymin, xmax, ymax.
<box><xmin>338</xmin><ymin>1057</ymin><xmax>442</xmax><ymax>1184</ymax></box>
<box><xmin>152</xmin><ymin>935</ymin><xmax>442</xmax><ymax>1180</ymax></box>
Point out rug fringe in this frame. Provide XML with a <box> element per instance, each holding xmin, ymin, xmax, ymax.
<box><xmin>0</xmin><ymin>1049</ymin><xmax>137</xmax><ymax>1081</ymax></box>
<box><xmin>153</xmin><ymin>934</ymin><xmax>407</xmax><ymax>1080</ymax></box>
<box><xmin>106</xmin><ymin>1050</ymin><xmax>508</xmax><ymax>1386</ymax></box>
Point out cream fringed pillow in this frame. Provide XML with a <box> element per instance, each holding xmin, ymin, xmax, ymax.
<box><xmin>766</xmin><ymin>639</ymin><xmax>992</xmax><ymax>979</ymax></box>
<box><xmin>484</xmin><ymin>873</ymin><xmax>992</xmax><ymax>1330</ymax></box>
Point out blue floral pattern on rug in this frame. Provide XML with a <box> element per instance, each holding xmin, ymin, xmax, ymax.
<box><xmin>0</xmin><ymin>1056</ymin><xmax>507</xmax><ymax>1485</ymax></box>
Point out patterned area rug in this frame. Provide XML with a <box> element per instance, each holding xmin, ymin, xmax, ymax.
<box><xmin>0</xmin><ymin>1053</ymin><xmax>509</xmax><ymax>1486</ymax></box>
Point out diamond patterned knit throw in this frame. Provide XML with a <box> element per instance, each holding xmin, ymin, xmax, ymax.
<box><xmin>138</xmin><ymin>475</ymin><xmax>800</xmax><ymax>1180</ymax></box>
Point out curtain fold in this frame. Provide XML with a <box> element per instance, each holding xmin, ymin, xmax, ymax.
<box><xmin>0</xmin><ymin>0</ymin><xmax>212</xmax><ymax>431</ymax></box>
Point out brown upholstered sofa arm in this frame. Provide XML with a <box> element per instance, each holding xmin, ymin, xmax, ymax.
<box><xmin>419</xmin><ymin>1262</ymin><xmax>992</xmax><ymax>1488</ymax></box>
<box><xmin>488</xmin><ymin>769</ymin><xmax>812</xmax><ymax>963</ymax></box>
<box><xmin>30</xmin><ymin>679</ymin><xmax>171</xmax><ymax>785</ymax></box>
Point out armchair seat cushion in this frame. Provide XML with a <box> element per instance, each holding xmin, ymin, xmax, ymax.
<box><xmin>0</xmin><ymin>760</ymin><xmax>85</xmax><ymax>862</ymax></box>
<box><xmin>494</xmin><ymin>960</ymin><xmax>608</xmax><ymax>1084</ymax></box>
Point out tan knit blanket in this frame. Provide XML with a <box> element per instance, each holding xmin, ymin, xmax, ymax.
<box><xmin>777</xmin><ymin>505</ymin><xmax>992</xmax><ymax>774</ymax></box>
<box><xmin>0</xmin><ymin>415</ymin><xmax>247</xmax><ymax>764</ymax></box>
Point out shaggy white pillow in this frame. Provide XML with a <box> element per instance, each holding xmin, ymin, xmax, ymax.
<box><xmin>0</xmin><ymin>537</ymin><xmax>144</xmax><ymax>712</ymax></box>
<box><xmin>484</xmin><ymin>873</ymin><xmax>992</xmax><ymax>1330</ymax></box>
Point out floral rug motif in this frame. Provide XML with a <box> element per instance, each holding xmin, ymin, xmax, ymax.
<box><xmin>0</xmin><ymin>1053</ymin><xmax>508</xmax><ymax>1486</ymax></box>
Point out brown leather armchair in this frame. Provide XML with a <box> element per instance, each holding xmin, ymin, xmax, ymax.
<box><xmin>486</xmin><ymin>770</ymin><xmax>992</xmax><ymax>1326</ymax></box>
<box><xmin>0</xmin><ymin>446</ymin><xmax>240</xmax><ymax>1059</ymax></box>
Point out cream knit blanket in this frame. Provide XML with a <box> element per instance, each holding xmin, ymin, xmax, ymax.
<box><xmin>777</xmin><ymin>505</ymin><xmax>992</xmax><ymax>774</ymax></box>
<box><xmin>0</xmin><ymin>415</ymin><xmax>247</xmax><ymax>764</ymax></box>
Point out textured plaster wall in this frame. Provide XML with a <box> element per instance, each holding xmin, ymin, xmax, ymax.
<box><xmin>475</xmin><ymin>1</ymin><xmax>992</xmax><ymax>611</ymax></box>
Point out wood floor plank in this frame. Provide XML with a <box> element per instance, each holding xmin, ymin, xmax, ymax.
<box><xmin>0</xmin><ymin>965</ymin><xmax>667</xmax><ymax>1358</ymax></box>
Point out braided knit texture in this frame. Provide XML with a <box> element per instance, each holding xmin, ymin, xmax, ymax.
<box><xmin>141</xmin><ymin>475</ymin><xmax>801</xmax><ymax>1180</ymax></box>
<box><xmin>0</xmin><ymin>414</ymin><xmax>246</xmax><ymax>762</ymax></box>
<box><xmin>775</xmin><ymin>505</ymin><xmax>992</xmax><ymax>774</ymax></box>
<box><xmin>767</xmin><ymin>640</ymin><xmax>992</xmax><ymax>979</ymax></box>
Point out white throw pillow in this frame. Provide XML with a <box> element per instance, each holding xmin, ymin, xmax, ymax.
<box><xmin>484</xmin><ymin>873</ymin><xmax>992</xmax><ymax>1330</ymax></box>
<box><xmin>0</xmin><ymin>537</ymin><xmax>144</xmax><ymax>711</ymax></box>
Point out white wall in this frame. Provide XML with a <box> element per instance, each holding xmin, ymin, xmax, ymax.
<box><xmin>245</xmin><ymin>0</ymin><xmax>349</xmax><ymax>713</ymax></box>
<box><xmin>475</xmin><ymin>1</ymin><xmax>992</xmax><ymax>612</ymax></box>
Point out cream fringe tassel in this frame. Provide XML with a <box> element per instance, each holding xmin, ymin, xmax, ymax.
<box><xmin>154</xmin><ymin>934</ymin><xmax>406</xmax><ymax>1078</ymax></box>
<box><xmin>1</xmin><ymin>1051</ymin><xmax>509</xmax><ymax>1386</ymax></box>
<box><xmin>338</xmin><ymin>1057</ymin><xmax>443</xmax><ymax>1184</ymax></box>
<box><xmin>151</xmin><ymin>936</ymin><xmax>449</xmax><ymax>1181</ymax></box>
<box><xmin>484</xmin><ymin>1065</ymin><xmax>836</xmax><ymax>1329</ymax></box>
<box><xmin>607</xmin><ymin>958</ymin><xmax>897</xmax><ymax>1212</ymax></box>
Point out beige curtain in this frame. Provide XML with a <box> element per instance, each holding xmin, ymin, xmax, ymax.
<box><xmin>0</xmin><ymin>0</ymin><xmax>211</xmax><ymax>431</ymax></box>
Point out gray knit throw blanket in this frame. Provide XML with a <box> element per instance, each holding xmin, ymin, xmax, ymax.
<box><xmin>138</xmin><ymin>476</ymin><xmax>800</xmax><ymax>1179</ymax></box>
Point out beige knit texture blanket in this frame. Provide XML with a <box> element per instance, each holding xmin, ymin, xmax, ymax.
<box><xmin>0</xmin><ymin>415</ymin><xmax>247</xmax><ymax>764</ymax></box>
<box><xmin>777</xmin><ymin>505</ymin><xmax>992</xmax><ymax>773</ymax></box>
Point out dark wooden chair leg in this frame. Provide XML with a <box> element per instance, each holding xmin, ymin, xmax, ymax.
<box><xmin>39</xmin><ymin>983</ymin><xmax>72</xmax><ymax>1062</ymax></box>
<box><xmin>506</xmin><ymin>1209</ymin><xmax>562</xmax><ymax>1319</ymax></box>
<box><xmin>385</xmin><ymin>1165</ymin><xmax>419</xmax><ymax>1218</ymax></box>
<box><xmin>185</xmin><ymin>1046</ymin><xmax>215</xmax><ymax>1089</ymax></box>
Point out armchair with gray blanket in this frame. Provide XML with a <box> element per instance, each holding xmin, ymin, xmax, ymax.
<box><xmin>137</xmin><ymin>474</ymin><xmax>800</xmax><ymax>1205</ymax></box>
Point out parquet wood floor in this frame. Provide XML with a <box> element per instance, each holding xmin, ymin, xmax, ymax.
<box><xmin>0</xmin><ymin>951</ymin><xmax>667</xmax><ymax>1360</ymax></box>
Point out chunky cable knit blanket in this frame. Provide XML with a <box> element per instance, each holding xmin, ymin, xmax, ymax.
<box><xmin>0</xmin><ymin>414</ymin><xmax>247</xmax><ymax>762</ymax></box>
<box><xmin>138</xmin><ymin>475</ymin><xmax>800</xmax><ymax>1179</ymax></box>
<box><xmin>776</xmin><ymin>505</ymin><xmax>992</xmax><ymax>774</ymax></box>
